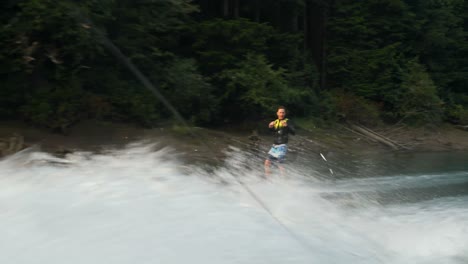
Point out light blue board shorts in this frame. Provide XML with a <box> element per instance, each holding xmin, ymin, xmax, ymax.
<box><xmin>267</xmin><ymin>144</ymin><xmax>288</xmax><ymax>163</ymax></box>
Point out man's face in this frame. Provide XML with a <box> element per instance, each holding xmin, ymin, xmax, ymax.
<box><xmin>277</xmin><ymin>109</ymin><xmax>286</xmax><ymax>119</ymax></box>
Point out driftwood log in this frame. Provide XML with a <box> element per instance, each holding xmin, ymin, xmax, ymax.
<box><xmin>348</xmin><ymin>124</ymin><xmax>408</xmax><ymax>150</ymax></box>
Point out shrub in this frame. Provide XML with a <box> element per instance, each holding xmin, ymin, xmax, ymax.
<box><xmin>396</xmin><ymin>60</ymin><xmax>443</xmax><ymax>124</ymax></box>
<box><xmin>332</xmin><ymin>91</ymin><xmax>381</xmax><ymax>126</ymax></box>
<box><xmin>445</xmin><ymin>104</ymin><xmax>468</xmax><ymax>125</ymax></box>
<box><xmin>217</xmin><ymin>54</ymin><xmax>315</xmax><ymax>121</ymax></box>
<box><xmin>20</xmin><ymin>84</ymin><xmax>85</xmax><ymax>132</ymax></box>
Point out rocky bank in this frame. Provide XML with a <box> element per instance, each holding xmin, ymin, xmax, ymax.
<box><xmin>0</xmin><ymin>120</ymin><xmax>467</xmax><ymax>161</ymax></box>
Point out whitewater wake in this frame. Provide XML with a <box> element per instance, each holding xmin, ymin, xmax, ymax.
<box><xmin>1</xmin><ymin>142</ymin><xmax>467</xmax><ymax>264</ymax></box>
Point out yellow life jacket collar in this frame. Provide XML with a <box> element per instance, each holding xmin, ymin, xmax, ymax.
<box><xmin>274</xmin><ymin>118</ymin><xmax>288</xmax><ymax>129</ymax></box>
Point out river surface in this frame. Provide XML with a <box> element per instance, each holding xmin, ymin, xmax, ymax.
<box><xmin>1</xmin><ymin>141</ymin><xmax>467</xmax><ymax>264</ymax></box>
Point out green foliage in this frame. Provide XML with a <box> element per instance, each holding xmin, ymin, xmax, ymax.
<box><xmin>0</xmin><ymin>75</ymin><xmax>27</xmax><ymax>118</ymax></box>
<box><xmin>188</xmin><ymin>18</ymin><xmax>276</xmax><ymax>75</ymax></box>
<box><xmin>444</xmin><ymin>92</ymin><xmax>468</xmax><ymax>124</ymax></box>
<box><xmin>217</xmin><ymin>54</ymin><xmax>314</xmax><ymax>120</ymax></box>
<box><xmin>217</xmin><ymin>54</ymin><xmax>288</xmax><ymax>119</ymax></box>
<box><xmin>412</xmin><ymin>0</ymin><xmax>466</xmax><ymax>90</ymax></box>
<box><xmin>0</xmin><ymin>0</ymin><xmax>208</xmax><ymax>128</ymax></box>
<box><xmin>280</xmin><ymin>47</ymin><xmax>321</xmax><ymax>116</ymax></box>
<box><xmin>104</xmin><ymin>0</ymin><xmax>197</xmax><ymax>58</ymax></box>
<box><xmin>188</xmin><ymin>18</ymin><xmax>308</xmax><ymax>78</ymax></box>
<box><xmin>315</xmin><ymin>91</ymin><xmax>339</xmax><ymax>122</ymax></box>
<box><xmin>1</xmin><ymin>0</ymin><xmax>467</xmax><ymax>130</ymax></box>
<box><xmin>12</xmin><ymin>0</ymin><xmax>101</xmax><ymax>67</ymax></box>
<box><xmin>0</xmin><ymin>0</ymin><xmax>101</xmax><ymax>128</ymax></box>
<box><xmin>326</xmin><ymin>0</ymin><xmax>467</xmax><ymax>126</ymax></box>
<box><xmin>302</xmin><ymin>90</ymin><xmax>381</xmax><ymax>126</ymax></box>
<box><xmin>160</xmin><ymin>58</ymin><xmax>218</xmax><ymax>124</ymax></box>
<box><xmin>266</xmin><ymin>32</ymin><xmax>307</xmax><ymax>71</ymax></box>
<box><xmin>187</xmin><ymin>18</ymin><xmax>316</xmax><ymax>121</ymax></box>
<box><xmin>20</xmin><ymin>80</ymin><xmax>85</xmax><ymax>132</ymax></box>
<box><xmin>110</xmin><ymin>88</ymin><xmax>160</xmax><ymax>127</ymax></box>
<box><xmin>451</xmin><ymin>93</ymin><xmax>468</xmax><ymax>107</ymax></box>
<box><xmin>328</xmin><ymin>0</ymin><xmax>417</xmax><ymax>49</ymax></box>
<box><xmin>327</xmin><ymin>0</ymin><xmax>417</xmax><ymax>119</ymax></box>
<box><xmin>331</xmin><ymin>90</ymin><xmax>381</xmax><ymax>126</ymax></box>
<box><xmin>327</xmin><ymin>43</ymin><xmax>405</xmax><ymax>99</ymax></box>
<box><xmin>84</xmin><ymin>93</ymin><xmax>113</xmax><ymax>120</ymax></box>
<box><xmin>445</xmin><ymin>104</ymin><xmax>468</xmax><ymax>125</ymax></box>
<box><xmin>170</xmin><ymin>124</ymin><xmax>195</xmax><ymax>136</ymax></box>
<box><xmin>395</xmin><ymin>60</ymin><xmax>443</xmax><ymax>124</ymax></box>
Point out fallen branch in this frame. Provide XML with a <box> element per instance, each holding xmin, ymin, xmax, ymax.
<box><xmin>340</xmin><ymin>125</ymin><xmax>378</xmax><ymax>143</ymax></box>
<box><xmin>348</xmin><ymin>124</ymin><xmax>408</xmax><ymax>150</ymax></box>
<box><xmin>383</xmin><ymin>124</ymin><xmax>407</xmax><ymax>134</ymax></box>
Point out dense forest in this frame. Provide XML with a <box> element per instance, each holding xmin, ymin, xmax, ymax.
<box><xmin>1</xmin><ymin>0</ymin><xmax>467</xmax><ymax>132</ymax></box>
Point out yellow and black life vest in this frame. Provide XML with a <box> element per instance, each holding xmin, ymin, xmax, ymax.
<box><xmin>274</xmin><ymin>118</ymin><xmax>288</xmax><ymax>129</ymax></box>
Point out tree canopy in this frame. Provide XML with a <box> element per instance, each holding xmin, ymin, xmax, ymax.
<box><xmin>1</xmin><ymin>0</ymin><xmax>467</xmax><ymax>131</ymax></box>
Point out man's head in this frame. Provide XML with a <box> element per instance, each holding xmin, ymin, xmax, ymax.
<box><xmin>276</xmin><ymin>106</ymin><xmax>286</xmax><ymax>120</ymax></box>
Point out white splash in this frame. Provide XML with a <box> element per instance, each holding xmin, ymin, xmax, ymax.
<box><xmin>0</xmin><ymin>143</ymin><xmax>467</xmax><ymax>264</ymax></box>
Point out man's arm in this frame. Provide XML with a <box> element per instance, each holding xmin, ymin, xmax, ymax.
<box><xmin>268</xmin><ymin>120</ymin><xmax>276</xmax><ymax>131</ymax></box>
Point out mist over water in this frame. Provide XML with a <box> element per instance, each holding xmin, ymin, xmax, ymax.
<box><xmin>1</xmin><ymin>142</ymin><xmax>468</xmax><ymax>264</ymax></box>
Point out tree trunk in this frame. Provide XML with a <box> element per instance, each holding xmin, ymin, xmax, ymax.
<box><xmin>233</xmin><ymin>0</ymin><xmax>239</xmax><ymax>18</ymax></box>
<box><xmin>223</xmin><ymin>0</ymin><xmax>229</xmax><ymax>17</ymax></box>
<box><xmin>290</xmin><ymin>5</ymin><xmax>299</xmax><ymax>32</ymax></box>
<box><xmin>254</xmin><ymin>0</ymin><xmax>261</xmax><ymax>22</ymax></box>
<box><xmin>320</xmin><ymin>5</ymin><xmax>327</xmax><ymax>90</ymax></box>
<box><xmin>308</xmin><ymin>2</ymin><xmax>321</xmax><ymax>69</ymax></box>
<box><xmin>303</xmin><ymin>1</ymin><xmax>308</xmax><ymax>52</ymax></box>
<box><xmin>308</xmin><ymin>1</ymin><xmax>329</xmax><ymax>90</ymax></box>
<box><xmin>201</xmin><ymin>0</ymin><xmax>219</xmax><ymax>18</ymax></box>
<box><xmin>273</xmin><ymin>0</ymin><xmax>282</xmax><ymax>29</ymax></box>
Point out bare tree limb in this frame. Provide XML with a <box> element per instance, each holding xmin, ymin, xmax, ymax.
<box><xmin>348</xmin><ymin>124</ymin><xmax>409</xmax><ymax>150</ymax></box>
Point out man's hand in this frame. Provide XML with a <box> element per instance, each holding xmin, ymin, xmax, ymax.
<box><xmin>269</xmin><ymin>120</ymin><xmax>288</xmax><ymax>128</ymax></box>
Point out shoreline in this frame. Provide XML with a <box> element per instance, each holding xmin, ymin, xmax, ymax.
<box><xmin>1</xmin><ymin>120</ymin><xmax>467</xmax><ymax>159</ymax></box>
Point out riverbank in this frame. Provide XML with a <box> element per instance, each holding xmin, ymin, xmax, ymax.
<box><xmin>1</xmin><ymin>120</ymin><xmax>467</xmax><ymax>161</ymax></box>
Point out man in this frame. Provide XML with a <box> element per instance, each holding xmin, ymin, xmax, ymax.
<box><xmin>264</xmin><ymin>106</ymin><xmax>295</xmax><ymax>175</ymax></box>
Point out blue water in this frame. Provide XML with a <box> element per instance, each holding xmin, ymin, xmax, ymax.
<box><xmin>0</xmin><ymin>143</ymin><xmax>467</xmax><ymax>264</ymax></box>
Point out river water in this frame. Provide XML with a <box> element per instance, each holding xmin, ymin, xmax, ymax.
<box><xmin>1</xmin><ymin>141</ymin><xmax>467</xmax><ymax>264</ymax></box>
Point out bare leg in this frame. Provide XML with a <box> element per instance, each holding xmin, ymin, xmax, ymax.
<box><xmin>278</xmin><ymin>164</ymin><xmax>285</xmax><ymax>176</ymax></box>
<box><xmin>264</xmin><ymin>159</ymin><xmax>271</xmax><ymax>176</ymax></box>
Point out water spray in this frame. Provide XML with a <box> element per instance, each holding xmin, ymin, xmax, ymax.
<box><xmin>70</xmin><ymin>6</ymin><xmax>314</xmax><ymax>253</ymax></box>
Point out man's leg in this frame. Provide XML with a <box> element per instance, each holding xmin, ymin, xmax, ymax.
<box><xmin>278</xmin><ymin>165</ymin><xmax>285</xmax><ymax>176</ymax></box>
<box><xmin>278</xmin><ymin>157</ymin><xmax>286</xmax><ymax>176</ymax></box>
<box><xmin>277</xmin><ymin>147</ymin><xmax>287</xmax><ymax>176</ymax></box>
<box><xmin>264</xmin><ymin>159</ymin><xmax>271</xmax><ymax>176</ymax></box>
